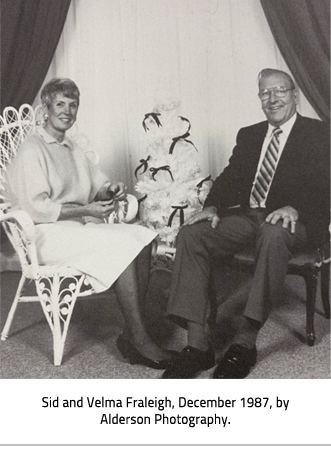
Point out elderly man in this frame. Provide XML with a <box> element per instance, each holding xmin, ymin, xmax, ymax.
<box><xmin>163</xmin><ymin>68</ymin><xmax>330</xmax><ymax>379</ymax></box>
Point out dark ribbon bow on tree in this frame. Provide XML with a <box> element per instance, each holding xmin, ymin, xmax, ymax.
<box><xmin>169</xmin><ymin>116</ymin><xmax>198</xmax><ymax>155</ymax></box>
<box><xmin>196</xmin><ymin>175</ymin><xmax>212</xmax><ymax>204</ymax></box>
<box><xmin>142</xmin><ymin>113</ymin><xmax>162</xmax><ymax>132</ymax></box>
<box><xmin>197</xmin><ymin>175</ymin><xmax>212</xmax><ymax>194</ymax></box>
<box><xmin>134</xmin><ymin>155</ymin><xmax>151</xmax><ymax>178</ymax></box>
<box><xmin>136</xmin><ymin>195</ymin><xmax>147</xmax><ymax>221</ymax></box>
<box><xmin>150</xmin><ymin>165</ymin><xmax>174</xmax><ymax>181</ymax></box>
<box><xmin>168</xmin><ymin>205</ymin><xmax>188</xmax><ymax>227</ymax></box>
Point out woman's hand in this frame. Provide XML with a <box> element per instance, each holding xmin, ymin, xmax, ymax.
<box><xmin>84</xmin><ymin>200</ymin><xmax>115</xmax><ymax>219</ymax></box>
<box><xmin>59</xmin><ymin>201</ymin><xmax>114</xmax><ymax>220</ymax></box>
<box><xmin>60</xmin><ymin>182</ymin><xmax>128</xmax><ymax>220</ymax></box>
<box><xmin>107</xmin><ymin>182</ymin><xmax>127</xmax><ymax>201</ymax></box>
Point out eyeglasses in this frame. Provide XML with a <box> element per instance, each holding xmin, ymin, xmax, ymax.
<box><xmin>258</xmin><ymin>87</ymin><xmax>294</xmax><ymax>101</ymax></box>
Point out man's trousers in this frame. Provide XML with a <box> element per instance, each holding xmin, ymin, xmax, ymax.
<box><xmin>166</xmin><ymin>208</ymin><xmax>307</xmax><ymax>328</ymax></box>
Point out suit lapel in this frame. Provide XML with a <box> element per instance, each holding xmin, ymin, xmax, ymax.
<box><xmin>274</xmin><ymin>114</ymin><xmax>305</xmax><ymax>170</ymax></box>
<box><xmin>249</xmin><ymin>121</ymin><xmax>268</xmax><ymax>168</ymax></box>
<box><xmin>269</xmin><ymin>114</ymin><xmax>307</xmax><ymax>198</ymax></box>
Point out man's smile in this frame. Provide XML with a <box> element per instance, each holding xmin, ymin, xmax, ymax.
<box><xmin>267</xmin><ymin>105</ymin><xmax>283</xmax><ymax>111</ymax></box>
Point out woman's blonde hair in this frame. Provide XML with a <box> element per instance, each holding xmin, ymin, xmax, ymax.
<box><xmin>41</xmin><ymin>78</ymin><xmax>80</xmax><ymax>107</ymax></box>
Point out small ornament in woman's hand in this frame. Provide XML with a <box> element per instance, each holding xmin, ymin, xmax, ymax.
<box><xmin>108</xmin><ymin>190</ymin><xmax>116</xmax><ymax>200</ymax></box>
<box><xmin>107</xmin><ymin>186</ymin><xmax>119</xmax><ymax>200</ymax></box>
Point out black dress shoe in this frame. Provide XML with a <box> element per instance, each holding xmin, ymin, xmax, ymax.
<box><xmin>116</xmin><ymin>334</ymin><xmax>176</xmax><ymax>370</ymax></box>
<box><xmin>162</xmin><ymin>345</ymin><xmax>215</xmax><ymax>379</ymax></box>
<box><xmin>213</xmin><ymin>344</ymin><xmax>257</xmax><ymax>379</ymax></box>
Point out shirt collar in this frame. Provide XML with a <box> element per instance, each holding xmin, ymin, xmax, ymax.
<box><xmin>266</xmin><ymin>112</ymin><xmax>297</xmax><ymax>138</ymax></box>
<box><xmin>36</xmin><ymin>126</ymin><xmax>72</xmax><ymax>148</ymax></box>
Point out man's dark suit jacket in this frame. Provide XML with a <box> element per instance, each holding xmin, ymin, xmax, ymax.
<box><xmin>204</xmin><ymin>114</ymin><xmax>330</xmax><ymax>246</ymax></box>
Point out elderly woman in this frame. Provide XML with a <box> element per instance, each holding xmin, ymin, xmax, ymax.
<box><xmin>8</xmin><ymin>77</ymin><xmax>174</xmax><ymax>369</ymax></box>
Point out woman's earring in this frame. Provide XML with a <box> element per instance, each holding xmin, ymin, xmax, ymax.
<box><xmin>43</xmin><ymin>113</ymin><xmax>48</xmax><ymax>121</ymax></box>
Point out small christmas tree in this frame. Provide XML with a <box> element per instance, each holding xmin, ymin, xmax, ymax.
<box><xmin>135</xmin><ymin>101</ymin><xmax>211</xmax><ymax>246</ymax></box>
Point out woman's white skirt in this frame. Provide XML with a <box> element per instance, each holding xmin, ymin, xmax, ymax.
<box><xmin>35</xmin><ymin>221</ymin><xmax>157</xmax><ymax>293</ymax></box>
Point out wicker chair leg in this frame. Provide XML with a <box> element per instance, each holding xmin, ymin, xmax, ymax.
<box><xmin>51</xmin><ymin>274</ymin><xmax>65</xmax><ymax>366</ymax></box>
<box><xmin>35</xmin><ymin>273</ymin><xmax>85</xmax><ymax>366</ymax></box>
<box><xmin>1</xmin><ymin>273</ymin><xmax>26</xmax><ymax>340</ymax></box>
<box><xmin>305</xmin><ymin>271</ymin><xmax>318</xmax><ymax>346</ymax></box>
<box><xmin>321</xmin><ymin>262</ymin><xmax>330</xmax><ymax>319</ymax></box>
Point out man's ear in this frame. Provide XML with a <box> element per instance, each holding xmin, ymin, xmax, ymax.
<box><xmin>293</xmin><ymin>89</ymin><xmax>298</xmax><ymax>105</ymax></box>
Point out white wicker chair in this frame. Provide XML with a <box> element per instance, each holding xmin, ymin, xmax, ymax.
<box><xmin>0</xmin><ymin>104</ymin><xmax>136</xmax><ymax>365</ymax></box>
<box><xmin>0</xmin><ymin>206</ymin><xmax>95</xmax><ymax>366</ymax></box>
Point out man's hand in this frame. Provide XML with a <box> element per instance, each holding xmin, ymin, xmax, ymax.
<box><xmin>185</xmin><ymin>206</ymin><xmax>220</xmax><ymax>229</ymax></box>
<box><xmin>265</xmin><ymin>205</ymin><xmax>298</xmax><ymax>234</ymax></box>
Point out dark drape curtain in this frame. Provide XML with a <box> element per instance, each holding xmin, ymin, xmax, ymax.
<box><xmin>1</xmin><ymin>0</ymin><xmax>71</xmax><ymax>112</ymax></box>
<box><xmin>260</xmin><ymin>0</ymin><xmax>330</xmax><ymax>123</ymax></box>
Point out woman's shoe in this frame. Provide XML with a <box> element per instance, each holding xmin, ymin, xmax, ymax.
<box><xmin>116</xmin><ymin>333</ymin><xmax>177</xmax><ymax>370</ymax></box>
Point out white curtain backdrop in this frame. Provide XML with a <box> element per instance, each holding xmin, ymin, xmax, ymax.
<box><xmin>36</xmin><ymin>0</ymin><xmax>318</xmax><ymax>192</ymax></box>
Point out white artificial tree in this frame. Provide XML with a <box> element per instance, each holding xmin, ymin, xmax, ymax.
<box><xmin>135</xmin><ymin>101</ymin><xmax>211</xmax><ymax>246</ymax></box>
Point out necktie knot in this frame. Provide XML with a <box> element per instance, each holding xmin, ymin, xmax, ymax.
<box><xmin>272</xmin><ymin>127</ymin><xmax>282</xmax><ymax>138</ymax></box>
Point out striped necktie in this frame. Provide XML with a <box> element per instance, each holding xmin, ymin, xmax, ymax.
<box><xmin>251</xmin><ymin>127</ymin><xmax>282</xmax><ymax>207</ymax></box>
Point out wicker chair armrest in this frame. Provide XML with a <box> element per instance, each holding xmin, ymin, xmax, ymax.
<box><xmin>0</xmin><ymin>208</ymin><xmax>39</xmax><ymax>279</ymax></box>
